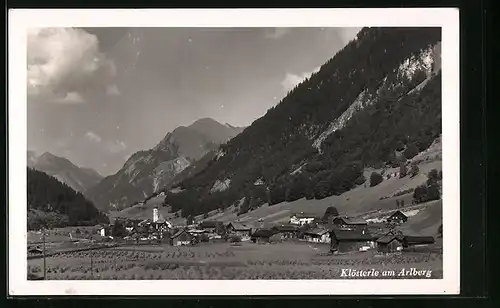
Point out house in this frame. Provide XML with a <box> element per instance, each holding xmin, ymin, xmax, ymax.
<box><xmin>170</xmin><ymin>229</ymin><xmax>194</xmax><ymax>246</ymax></box>
<box><xmin>332</xmin><ymin>217</ymin><xmax>368</xmax><ymax>231</ymax></box>
<box><xmin>386</xmin><ymin>210</ymin><xmax>408</xmax><ymax>224</ymax></box>
<box><xmin>271</xmin><ymin>224</ymin><xmax>299</xmax><ymax>239</ymax></box>
<box><xmin>376</xmin><ymin>234</ymin><xmax>404</xmax><ymax>253</ymax></box>
<box><xmin>402</xmin><ymin>235</ymin><xmax>435</xmax><ymax>247</ymax></box>
<box><xmin>303</xmin><ymin>228</ymin><xmax>330</xmax><ymax>243</ymax></box>
<box><xmin>199</xmin><ymin>220</ymin><xmax>223</xmax><ymax>233</ymax></box>
<box><xmin>329</xmin><ymin>229</ymin><xmax>377</xmax><ymax>253</ymax></box>
<box><xmin>226</xmin><ymin>222</ymin><xmax>253</xmax><ymax>239</ymax></box>
<box><xmin>289</xmin><ymin>212</ymin><xmax>318</xmax><ymax>226</ymax></box>
<box><xmin>28</xmin><ymin>247</ymin><xmax>43</xmax><ymax>254</ymax></box>
<box><xmin>250</xmin><ymin>228</ymin><xmax>279</xmax><ymax>243</ymax></box>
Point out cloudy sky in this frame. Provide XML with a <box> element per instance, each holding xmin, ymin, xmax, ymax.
<box><xmin>27</xmin><ymin>27</ymin><xmax>360</xmax><ymax>176</ymax></box>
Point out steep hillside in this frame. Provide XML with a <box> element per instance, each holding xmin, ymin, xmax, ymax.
<box><xmin>27</xmin><ymin>168</ymin><xmax>109</xmax><ymax>230</ymax></box>
<box><xmin>164</xmin><ymin>27</ymin><xmax>442</xmax><ymax>218</ymax></box>
<box><xmin>27</xmin><ymin>152</ymin><xmax>103</xmax><ymax>193</ymax></box>
<box><xmin>86</xmin><ymin>118</ymin><xmax>244</xmax><ymax>212</ymax></box>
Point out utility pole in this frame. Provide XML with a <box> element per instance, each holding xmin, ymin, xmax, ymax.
<box><xmin>90</xmin><ymin>252</ymin><xmax>94</xmax><ymax>279</ymax></box>
<box><xmin>42</xmin><ymin>228</ymin><xmax>46</xmax><ymax>279</ymax></box>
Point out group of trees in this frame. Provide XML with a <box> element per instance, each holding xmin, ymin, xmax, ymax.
<box><xmin>27</xmin><ymin>168</ymin><xmax>109</xmax><ymax>230</ymax></box>
<box><xmin>413</xmin><ymin>169</ymin><xmax>442</xmax><ymax>204</ymax></box>
<box><xmin>162</xmin><ymin>27</ymin><xmax>442</xmax><ymax>218</ymax></box>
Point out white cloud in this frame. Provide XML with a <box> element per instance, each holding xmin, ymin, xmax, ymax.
<box><xmin>84</xmin><ymin>131</ymin><xmax>102</xmax><ymax>143</ymax></box>
<box><xmin>281</xmin><ymin>66</ymin><xmax>321</xmax><ymax>92</ymax></box>
<box><xmin>265</xmin><ymin>28</ymin><xmax>290</xmax><ymax>39</ymax></box>
<box><xmin>106</xmin><ymin>84</ymin><xmax>120</xmax><ymax>96</ymax></box>
<box><xmin>106</xmin><ymin>140</ymin><xmax>127</xmax><ymax>154</ymax></box>
<box><xmin>52</xmin><ymin>92</ymin><xmax>84</xmax><ymax>104</ymax></box>
<box><xmin>27</xmin><ymin>27</ymin><xmax>117</xmax><ymax>103</ymax></box>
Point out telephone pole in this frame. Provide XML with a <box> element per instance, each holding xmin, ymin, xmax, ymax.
<box><xmin>42</xmin><ymin>228</ymin><xmax>46</xmax><ymax>279</ymax></box>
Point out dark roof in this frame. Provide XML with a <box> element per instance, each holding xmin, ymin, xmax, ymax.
<box><xmin>304</xmin><ymin>228</ymin><xmax>329</xmax><ymax>236</ymax></box>
<box><xmin>388</xmin><ymin>210</ymin><xmax>408</xmax><ymax>219</ymax></box>
<box><xmin>376</xmin><ymin>234</ymin><xmax>404</xmax><ymax>244</ymax></box>
<box><xmin>404</xmin><ymin>236</ymin><xmax>435</xmax><ymax>245</ymax></box>
<box><xmin>333</xmin><ymin>217</ymin><xmax>368</xmax><ymax>225</ymax></box>
<box><xmin>171</xmin><ymin>229</ymin><xmax>193</xmax><ymax>239</ymax></box>
<box><xmin>28</xmin><ymin>248</ymin><xmax>43</xmax><ymax>253</ymax></box>
<box><xmin>251</xmin><ymin>228</ymin><xmax>276</xmax><ymax>238</ymax></box>
<box><xmin>273</xmin><ymin>224</ymin><xmax>299</xmax><ymax>232</ymax></box>
<box><xmin>291</xmin><ymin>212</ymin><xmax>317</xmax><ymax>219</ymax></box>
<box><xmin>330</xmin><ymin>229</ymin><xmax>376</xmax><ymax>241</ymax></box>
<box><xmin>227</xmin><ymin>222</ymin><xmax>252</xmax><ymax>231</ymax></box>
<box><xmin>199</xmin><ymin>221</ymin><xmax>221</xmax><ymax>228</ymax></box>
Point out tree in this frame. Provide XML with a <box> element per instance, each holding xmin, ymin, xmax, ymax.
<box><xmin>322</xmin><ymin>206</ymin><xmax>340</xmax><ymax>221</ymax></box>
<box><xmin>370</xmin><ymin>172</ymin><xmax>383</xmax><ymax>187</ymax></box>
<box><xmin>426</xmin><ymin>184</ymin><xmax>440</xmax><ymax>201</ymax></box>
<box><xmin>427</xmin><ymin>169</ymin><xmax>439</xmax><ymax>186</ymax></box>
<box><xmin>413</xmin><ymin>184</ymin><xmax>428</xmax><ymax>204</ymax></box>
<box><xmin>111</xmin><ymin>219</ymin><xmax>127</xmax><ymax>238</ymax></box>
<box><xmin>186</xmin><ymin>215</ymin><xmax>194</xmax><ymax>226</ymax></box>
<box><xmin>403</xmin><ymin>143</ymin><xmax>419</xmax><ymax>159</ymax></box>
<box><xmin>399</xmin><ymin>163</ymin><xmax>408</xmax><ymax>178</ymax></box>
<box><xmin>409</xmin><ymin>165</ymin><xmax>420</xmax><ymax>178</ymax></box>
<box><xmin>396</xmin><ymin>199</ymin><xmax>400</xmax><ymax>208</ymax></box>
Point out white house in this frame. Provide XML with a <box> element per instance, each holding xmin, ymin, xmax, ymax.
<box><xmin>289</xmin><ymin>212</ymin><xmax>317</xmax><ymax>226</ymax></box>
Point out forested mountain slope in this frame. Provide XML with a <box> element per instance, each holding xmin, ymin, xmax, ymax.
<box><xmin>27</xmin><ymin>168</ymin><xmax>109</xmax><ymax>230</ymax></box>
<box><xmin>163</xmin><ymin>27</ymin><xmax>442</xmax><ymax>218</ymax></box>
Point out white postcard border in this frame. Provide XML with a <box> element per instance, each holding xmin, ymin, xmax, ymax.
<box><xmin>8</xmin><ymin>8</ymin><xmax>460</xmax><ymax>295</ymax></box>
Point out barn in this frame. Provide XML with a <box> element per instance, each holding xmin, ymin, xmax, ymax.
<box><xmin>386</xmin><ymin>210</ymin><xmax>408</xmax><ymax>224</ymax></box>
<box><xmin>332</xmin><ymin>217</ymin><xmax>368</xmax><ymax>231</ymax></box>
<box><xmin>170</xmin><ymin>229</ymin><xmax>194</xmax><ymax>246</ymax></box>
<box><xmin>250</xmin><ymin>228</ymin><xmax>279</xmax><ymax>244</ymax></box>
<box><xmin>376</xmin><ymin>234</ymin><xmax>404</xmax><ymax>253</ymax></box>
<box><xmin>199</xmin><ymin>220</ymin><xmax>223</xmax><ymax>233</ymax></box>
<box><xmin>329</xmin><ymin>229</ymin><xmax>376</xmax><ymax>253</ymax></box>
<box><xmin>226</xmin><ymin>222</ymin><xmax>253</xmax><ymax>239</ymax></box>
<box><xmin>271</xmin><ymin>224</ymin><xmax>299</xmax><ymax>239</ymax></box>
<box><xmin>303</xmin><ymin>228</ymin><xmax>330</xmax><ymax>243</ymax></box>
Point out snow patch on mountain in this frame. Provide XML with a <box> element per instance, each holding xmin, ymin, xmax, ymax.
<box><xmin>215</xmin><ymin>148</ymin><xmax>225</xmax><ymax>160</ymax></box>
<box><xmin>169</xmin><ymin>187</ymin><xmax>184</xmax><ymax>194</ymax></box>
<box><xmin>211</xmin><ymin>179</ymin><xmax>231</xmax><ymax>192</ymax></box>
<box><xmin>313</xmin><ymin>88</ymin><xmax>375</xmax><ymax>151</ymax></box>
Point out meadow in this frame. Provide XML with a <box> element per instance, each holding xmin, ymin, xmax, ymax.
<box><xmin>28</xmin><ymin>241</ymin><xmax>442</xmax><ymax>280</ymax></box>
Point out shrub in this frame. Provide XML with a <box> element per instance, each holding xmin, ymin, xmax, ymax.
<box><xmin>370</xmin><ymin>172</ymin><xmax>383</xmax><ymax>187</ymax></box>
<box><xmin>228</xmin><ymin>235</ymin><xmax>241</xmax><ymax>243</ymax></box>
<box><xmin>403</xmin><ymin>143</ymin><xmax>419</xmax><ymax>159</ymax></box>
<box><xmin>409</xmin><ymin>165</ymin><xmax>420</xmax><ymax>178</ymax></box>
<box><xmin>354</xmin><ymin>174</ymin><xmax>366</xmax><ymax>185</ymax></box>
<box><xmin>427</xmin><ymin>169</ymin><xmax>440</xmax><ymax>186</ymax></box>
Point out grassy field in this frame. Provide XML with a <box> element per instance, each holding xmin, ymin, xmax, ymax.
<box><xmin>28</xmin><ymin>241</ymin><xmax>442</xmax><ymax>280</ymax></box>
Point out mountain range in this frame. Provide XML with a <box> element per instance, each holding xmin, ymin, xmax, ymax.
<box><xmin>161</xmin><ymin>27</ymin><xmax>443</xmax><ymax>218</ymax></box>
<box><xmin>27</xmin><ymin>151</ymin><xmax>103</xmax><ymax>193</ymax></box>
<box><xmin>85</xmin><ymin>118</ymin><xmax>245</xmax><ymax>211</ymax></box>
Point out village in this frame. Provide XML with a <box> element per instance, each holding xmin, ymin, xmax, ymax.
<box><xmin>28</xmin><ymin>203</ymin><xmax>438</xmax><ymax>258</ymax></box>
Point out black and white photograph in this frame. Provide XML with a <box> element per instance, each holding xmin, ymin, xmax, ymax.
<box><xmin>8</xmin><ymin>9</ymin><xmax>460</xmax><ymax>295</ymax></box>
